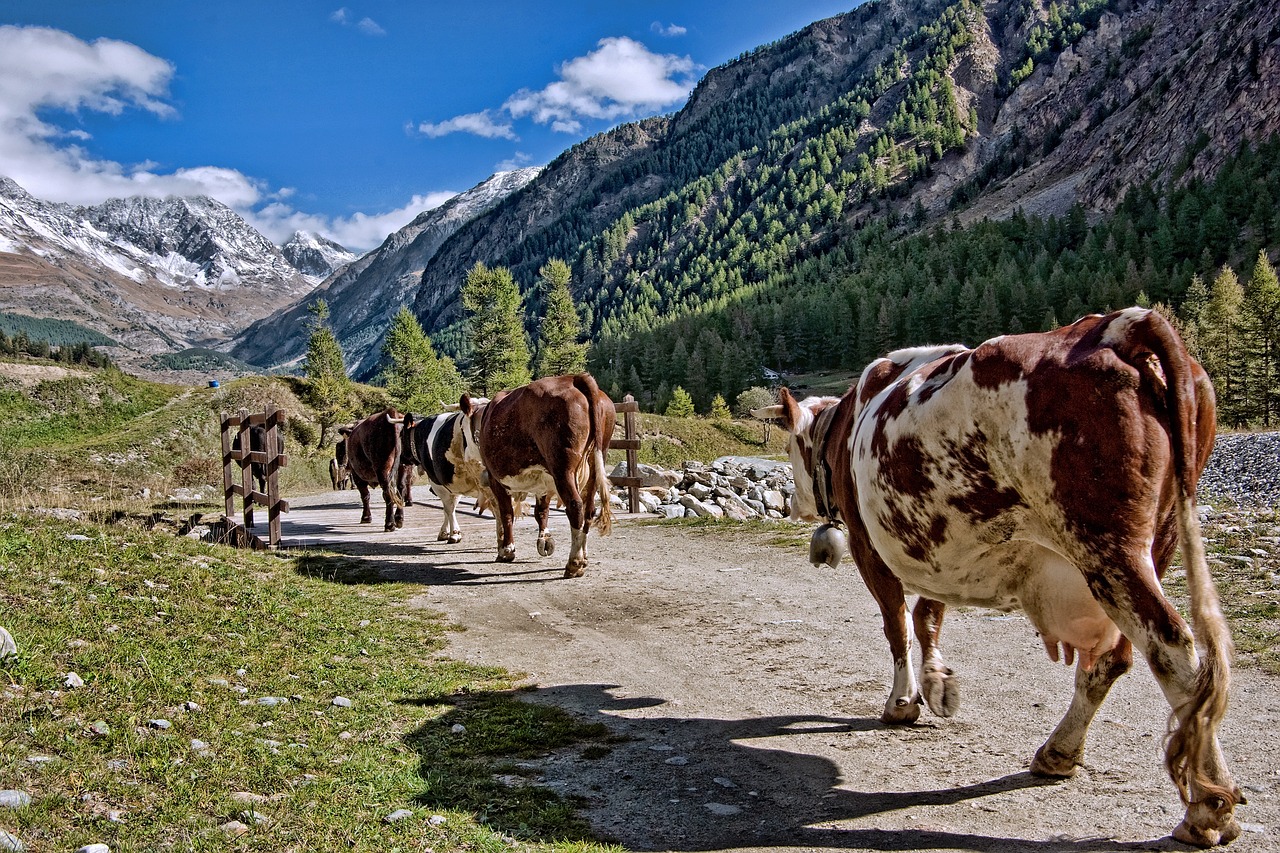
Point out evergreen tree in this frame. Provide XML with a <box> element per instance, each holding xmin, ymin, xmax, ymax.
<box><xmin>381</xmin><ymin>307</ymin><xmax>465</xmax><ymax>413</ymax></box>
<box><xmin>708</xmin><ymin>393</ymin><xmax>732</xmax><ymax>420</ymax></box>
<box><xmin>304</xmin><ymin>299</ymin><xmax>354</xmax><ymax>448</ymax></box>
<box><xmin>462</xmin><ymin>262</ymin><xmax>532</xmax><ymax>395</ymax></box>
<box><xmin>665</xmin><ymin>385</ymin><xmax>696</xmax><ymax>418</ymax></box>
<box><xmin>1198</xmin><ymin>266</ymin><xmax>1247</xmax><ymax>426</ymax></box>
<box><xmin>533</xmin><ymin>258</ymin><xmax>589</xmax><ymax>377</ymax></box>
<box><xmin>1242</xmin><ymin>251</ymin><xmax>1280</xmax><ymax>426</ymax></box>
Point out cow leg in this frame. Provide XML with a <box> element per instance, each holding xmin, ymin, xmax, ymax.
<box><xmin>556</xmin><ymin>470</ymin><xmax>588</xmax><ymax>578</ymax></box>
<box><xmin>378</xmin><ymin>476</ymin><xmax>399</xmax><ymax>532</ymax></box>
<box><xmin>434</xmin><ymin>487</ymin><xmax>462</xmax><ymax>544</ymax></box>
<box><xmin>913</xmin><ymin>598</ymin><xmax>959</xmax><ymax>717</ymax></box>
<box><xmin>355</xmin><ymin>480</ymin><xmax>373</xmax><ymax>524</ymax></box>
<box><xmin>1078</xmin><ymin>551</ymin><xmax>1241</xmax><ymax>847</ymax></box>
<box><xmin>1032</xmin><ymin>637</ymin><xmax>1133</xmax><ymax>778</ymax></box>
<box><xmin>855</xmin><ymin>559</ymin><xmax>918</xmax><ymax>723</ymax></box>
<box><xmin>534</xmin><ymin>495</ymin><xmax>555</xmax><ymax>557</ymax></box>
<box><xmin>490</xmin><ymin>482</ymin><xmax>516</xmax><ymax>562</ymax></box>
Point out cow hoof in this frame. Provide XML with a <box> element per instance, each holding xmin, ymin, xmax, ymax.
<box><xmin>447</xmin><ymin>533</ymin><xmax>463</xmax><ymax>544</ymax></box>
<box><xmin>922</xmin><ymin>667</ymin><xmax>959</xmax><ymax>717</ymax></box>
<box><xmin>1030</xmin><ymin>743</ymin><xmax>1081</xmax><ymax>778</ymax></box>
<box><xmin>881</xmin><ymin>696</ymin><xmax>921</xmax><ymax>725</ymax></box>
<box><xmin>394</xmin><ymin>511</ymin><xmax>404</xmax><ymax>529</ymax></box>
<box><xmin>437</xmin><ymin>533</ymin><xmax>450</xmax><ymax>542</ymax></box>
<box><xmin>1173</xmin><ymin>815</ymin><xmax>1241</xmax><ymax>848</ymax></box>
<box><xmin>360</xmin><ymin>516</ymin><xmax>372</xmax><ymax>525</ymax></box>
<box><xmin>384</xmin><ymin>523</ymin><xmax>397</xmax><ymax>532</ymax></box>
<box><xmin>404</xmin><ymin>499</ymin><xmax>414</xmax><ymax>507</ymax></box>
<box><xmin>563</xmin><ymin>562</ymin><xmax>586</xmax><ymax>579</ymax></box>
<box><xmin>537</xmin><ymin>536</ymin><xmax>554</xmax><ymax>557</ymax></box>
<box><xmin>496</xmin><ymin>553</ymin><xmax>516</xmax><ymax>564</ymax></box>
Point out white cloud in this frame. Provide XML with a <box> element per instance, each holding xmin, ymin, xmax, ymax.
<box><xmin>414</xmin><ymin>110</ymin><xmax>516</xmax><ymax>140</ymax></box>
<box><xmin>419</xmin><ymin>36</ymin><xmax>697</xmax><ymax>139</ymax></box>
<box><xmin>247</xmin><ymin>191</ymin><xmax>456</xmax><ymax>251</ymax></box>
<box><xmin>0</xmin><ymin>25</ymin><xmax>450</xmax><ymax>252</ymax></box>
<box><xmin>495</xmin><ymin>152</ymin><xmax>534</xmax><ymax>172</ymax></box>
<box><xmin>651</xmin><ymin>21</ymin><xmax>688</xmax><ymax>37</ymax></box>
<box><xmin>330</xmin><ymin>8</ymin><xmax>385</xmax><ymax>36</ymax></box>
<box><xmin>504</xmin><ymin>37</ymin><xmax>696</xmax><ymax>129</ymax></box>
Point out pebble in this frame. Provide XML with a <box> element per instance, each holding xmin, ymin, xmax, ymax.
<box><xmin>149</xmin><ymin>719</ymin><xmax>171</xmax><ymax>730</ymax></box>
<box><xmin>664</xmin><ymin>756</ymin><xmax>689</xmax><ymax>765</ymax></box>
<box><xmin>88</xmin><ymin>721</ymin><xmax>110</xmax><ymax>736</ymax></box>
<box><xmin>332</xmin><ymin>696</ymin><xmax>353</xmax><ymax>708</ymax></box>
<box><xmin>0</xmin><ymin>791</ymin><xmax>31</xmax><ymax>809</ymax></box>
<box><xmin>450</xmin><ymin>723</ymin><xmax>466</xmax><ymax>734</ymax></box>
<box><xmin>704</xmin><ymin>802</ymin><xmax>742</xmax><ymax>816</ymax></box>
<box><xmin>190</xmin><ymin>739</ymin><xmax>210</xmax><ymax>752</ymax></box>
<box><xmin>230</xmin><ymin>792</ymin><xmax>268</xmax><ymax>805</ymax></box>
<box><xmin>0</xmin><ymin>830</ymin><xmax>23</xmax><ymax>851</ymax></box>
<box><xmin>713</xmin><ymin>777</ymin><xmax>738</xmax><ymax>788</ymax></box>
<box><xmin>64</xmin><ymin>672</ymin><xmax>85</xmax><ymax>689</ymax></box>
<box><xmin>219</xmin><ymin>820</ymin><xmax>249</xmax><ymax>837</ymax></box>
<box><xmin>74</xmin><ymin>845</ymin><xmax>110</xmax><ymax>853</ymax></box>
<box><xmin>182</xmin><ymin>701</ymin><xmax>201</xmax><ymax>712</ymax></box>
<box><xmin>1199</xmin><ymin>433</ymin><xmax>1280</xmax><ymax>507</ymax></box>
<box><xmin>385</xmin><ymin>809</ymin><xmax>413</xmax><ymax>823</ymax></box>
<box><xmin>239</xmin><ymin>810</ymin><xmax>269</xmax><ymax>825</ymax></box>
<box><xmin>428</xmin><ymin>815</ymin><xmax>447</xmax><ymax>826</ymax></box>
<box><xmin>0</xmin><ymin>627</ymin><xmax>15</xmax><ymax>659</ymax></box>
<box><xmin>255</xmin><ymin>696</ymin><xmax>289</xmax><ymax>706</ymax></box>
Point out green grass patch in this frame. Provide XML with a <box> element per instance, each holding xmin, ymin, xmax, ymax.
<box><xmin>0</xmin><ymin>513</ymin><xmax>618</xmax><ymax>851</ymax></box>
<box><xmin>626</xmin><ymin>413</ymin><xmax>787</xmax><ymax>469</ymax></box>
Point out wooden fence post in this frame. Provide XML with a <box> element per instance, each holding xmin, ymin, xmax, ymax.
<box><xmin>609</xmin><ymin>394</ymin><xmax>642</xmax><ymax>514</ymax></box>
<box><xmin>219</xmin><ymin>407</ymin><xmax>290</xmax><ymax>549</ymax></box>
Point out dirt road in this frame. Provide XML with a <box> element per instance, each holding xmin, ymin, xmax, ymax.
<box><xmin>290</xmin><ymin>492</ymin><xmax>1280</xmax><ymax>852</ymax></box>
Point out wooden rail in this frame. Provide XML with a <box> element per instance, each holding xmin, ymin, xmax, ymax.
<box><xmin>220</xmin><ymin>408</ymin><xmax>289</xmax><ymax>549</ymax></box>
<box><xmin>609</xmin><ymin>394</ymin><xmax>642</xmax><ymax>514</ymax></box>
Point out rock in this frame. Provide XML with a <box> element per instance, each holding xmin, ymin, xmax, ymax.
<box><xmin>610</xmin><ymin>461</ymin><xmax>680</xmax><ymax>489</ymax></box>
<box><xmin>229</xmin><ymin>792</ymin><xmax>267</xmax><ymax>805</ymax></box>
<box><xmin>88</xmin><ymin>721</ymin><xmax>110</xmax><ymax>736</ymax></box>
<box><xmin>74</xmin><ymin>845</ymin><xmax>110</xmax><ymax>853</ymax></box>
<box><xmin>428</xmin><ymin>814</ymin><xmax>447</xmax><ymax>826</ymax></box>
<box><xmin>0</xmin><ymin>830</ymin><xmax>23</xmax><ymax>852</ymax></box>
<box><xmin>239</xmin><ymin>810</ymin><xmax>269</xmax><ymax>825</ymax></box>
<box><xmin>148</xmin><ymin>719</ymin><xmax>171</xmax><ymax>730</ymax></box>
<box><xmin>762</xmin><ymin>490</ymin><xmax>787</xmax><ymax>513</ymax></box>
<box><xmin>0</xmin><ymin>628</ymin><xmax>16</xmax><ymax>660</ymax></box>
<box><xmin>255</xmin><ymin>696</ymin><xmax>289</xmax><ymax>706</ymax></box>
<box><xmin>219</xmin><ymin>820</ymin><xmax>249</xmax><ymax>837</ymax></box>
<box><xmin>63</xmin><ymin>672</ymin><xmax>84</xmax><ymax>689</ymax></box>
<box><xmin>0</xmin><ymin>791</ymin><xmax>31</xmax><ymax>809</ymax></box>
<box><xmin>451</xmin><ymin>723</ymin><xmax>466</xmax><ymax>734</ymax></box>
<box><xmin>190</xmin><ymin>739</ymin><xmax>210</xmax><ymax>752</ymax></box>
<box><xmin>385</xmin><ymin>809</ymin><xmax>413</xmax><ymax>823</ymax></box>
<box><xmin>679</xmin><ymin>495</ymin><xmax>717</xmax><ymax>518</ymax></box>
<box><xmin>331</xmin><ymin>696</ymin><xmax>353</xmax><ymax>708</ymax></box>
<box><xmin>661</xmin><ymin>504</ymin><xmax>684</xmax><ymax>519</ymax></box>
<box><xmin>664</xmin><ymin>756</ymin><xmax>689</xmax><ymax>765</ymax></box>
<box><xmin>637</xmin><ymin>491</ymin><xmax>662</xmax><ymax>513</ymax></box>
<box><xmin>703</xmin><ymin>802</ymin><xmax>742</xmax><ymax>816</ymax></box>
<box><xmin>686</xmin><ymin>482</ymin><xmax>714</xmax><ymax>501</ymax></box>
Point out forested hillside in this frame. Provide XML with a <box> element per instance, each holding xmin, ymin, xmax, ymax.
<box><xmin>308</xmin><ymin>0</ymin><xmax>1280</xmax><ymax>425</ymax></box>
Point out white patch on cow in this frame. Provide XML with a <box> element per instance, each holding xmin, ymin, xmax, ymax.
<box><xmin>784</xmin><ymin>396</ymin><xmax>838</xmax><ymax>522</ymax></box>
<box><xmin>498</xmin><ymin>465</ymin><xmax>558</xmax><ymax>498</ymax></box>
<box><xmin>1099</xmin><ymin>306</ymin><xmax>1151</xmax><ymax>347</ymax></box>
<box><xmin>849</xmin><ymin>357</ymin><xmax>1124</xmax><ymax>658</ymax></box>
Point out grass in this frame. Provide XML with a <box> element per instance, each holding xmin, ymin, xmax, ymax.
<box><xmin>0</xmin><ymin>513</ymin><xmax>620</xmax><ymax>852</ymax></box>
<box><xmin>625</xmin><ymin>413</ymin><xmax>787</xmax><ymax>469</ymax></box>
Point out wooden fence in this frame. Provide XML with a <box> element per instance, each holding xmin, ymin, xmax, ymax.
<box><xmin>220</xmin><ymin>408</ymin><xmax>289</xmax><ymax>549</ymax></box>
<box><xmin>609</xmin><ymin>394</ymin><xmax>642</xmax><ymax>513</ymax></box>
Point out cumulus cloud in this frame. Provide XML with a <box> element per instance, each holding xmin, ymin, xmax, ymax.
<box><xmin>495</xmin><ymin>152</ymin><xmax>534</xmax><ymax>172</ymax></box>
<box><xmin>651</xmin><ymin>21</ymin><xmax>688</xmax><ymax>37</ymax></box>
<box><xmin>0</xmin><ymin>25</ymin><xmax>449</xmax><ymax>252</ymax></box>
<box><xmin>418</xmin><ymin>36</ymin><xmax>697</xmax><ymax>138</ymax></box>
<box><xmin>414</xmin><ymin>111</ymin><xmax>516</xmax><ymax>140</ymax></box>
<box><xmin>247</xmin><ymin>191</ymin><xmax>456</xmax><ymax>251</ymax></box>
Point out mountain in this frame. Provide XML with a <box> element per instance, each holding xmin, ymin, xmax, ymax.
<box><xmin>233</xmin><ymin>167</ymin><xmax>542</xmax><ymax>377</ymax></box>
<box><xmin>263</xmin><ymin>0</ymin><xmax>1275</xmax><ymax>395</ymax></box>
<box><xmin>0</xmin><ymin>178</ymin><xmax>315</xmax><ymax>364</ymax></box>
<box><xmin>282</xmin><ymin>231</ymin><xmax>358</xmax><ymax>282</ymax></box>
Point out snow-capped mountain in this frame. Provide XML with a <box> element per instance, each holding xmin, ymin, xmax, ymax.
<box><xmin>234</xmin><ymin>166</ymin><xmax>542</xmax><ymax>376</ymax></box>
<box><xmin>0</xmin><ymin>176</ymin><xmax>315</xmax><ymax>361</ymax></box>
<box><xmin>281</xmin><ymin>230</ymin><xmax>358</xmax><ymax>282</ymax></box>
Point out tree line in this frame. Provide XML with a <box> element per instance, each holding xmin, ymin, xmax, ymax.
<box><xmin>0</xmin><ymin>329</ymin><xmax>112</xmax><ymax>369</ymax></box>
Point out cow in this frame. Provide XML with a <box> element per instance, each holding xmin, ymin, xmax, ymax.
<box><xmin>329</xmin><ymin>435</ymin><xmax>353</xmax><ymax>490</ymax></box>
<box><xmin>231</xmin><ymin>424</ymin><xmax>283</xmax><ymax>495</ymax></box>
<box><xmin>459</xmin><ymin>373</ymin><xmax>615</xmax><ymax>577</ymax></box>
<box><xmin>754</xmin><ymin>308</ymin><xmax>1242</xmax><ymax>846</ymax></box>
<box><xmin>338</xmin><ymin>408</ymin><xmax>413</xmax><ymax>532</ymax></box>
<box><xmin>396</xmin><ymin>409</ymin><xmax>491</xmax><ymax>544</ymax></box>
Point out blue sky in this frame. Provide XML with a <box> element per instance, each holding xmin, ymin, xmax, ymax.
<box><xmin>0</xmin><ymin>2</ymin><xmax>858</xmax><ymax>250</ymax></box>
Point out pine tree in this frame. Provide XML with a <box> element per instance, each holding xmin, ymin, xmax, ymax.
<box><xmin>1199</xmin><ymin>266</ymin><xmax>1247</xmax><ymax>426</ymax></box>
<box><xmin>462</xmin><ymin>262</ymin><xmax>531</xmax><ymax>396</ymax></box>
<box><xmin>708</xmin><ymin>394</ymin><xmax>732</xmax><ymax>420</ymax></box>
<box><xmin>533</xmin><ymin>258</ymin><xmax>589</xmax><ymax>377</ymax></box>
<box><xmin>665</xmin><ymin>386</ymin><xmax>696</xmax><ymax>418</ymax></box>
<box><xmin>381</xmin><ymin>307</ymin><xmax>465</xmax><ymax>413</ymax></box>
<box><xmin>304</xmin><ymin>299</ymin><xmax>354</xmax><ymax>448</ymax></box>
<box><xmin>1242</xmin><ymin>251</ymin><xmax>1280</xmax><ymax>426</ymax></box>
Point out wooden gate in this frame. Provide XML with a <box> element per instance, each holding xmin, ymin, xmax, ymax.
<box><xmin>609</xmin><ymin>394</ymin><xmax>642</xmax><ymax>513</ymax></box>
<box><xmin>220</xmin><ymin>408</ymin><xmax>289</xmax><ymax>549</ymax></box>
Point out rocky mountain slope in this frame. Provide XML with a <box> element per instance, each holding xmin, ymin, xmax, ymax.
<box><xmin>0</xmin><ymin>178</ymin><xmax>316</xmax><ymax>363</ymax></box>
<box><xmin>233</xmin><ymin>167</ymin><xmax>541</xmax><ymax>377</ymax></box>
<box><xmin>281</xmin><ymin>231</ymin><xmax>358</xmax><ymax>282</ymax></box>
<box><xmin>234</xmin><ymin>0</ymin><xmax>1278</xmax><ymax>382</ymax></box>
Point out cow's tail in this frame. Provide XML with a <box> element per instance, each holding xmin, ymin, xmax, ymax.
<box><xmin>1133</xmin><ymin>310</ymin><xmax>1235</xmax><ymax>809</ymax></box>
<box><xmin>574</xmin><ymin>374</ymin><xmax>615</xmax><ymax>536</ymax></box>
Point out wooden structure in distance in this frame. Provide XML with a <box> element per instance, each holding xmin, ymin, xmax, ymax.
<box><xmin>220</xmin><ymin>408</ymin><xmax>289</xmax><ymax>549</ymax></box>
<box><xmin>608</xmin><ymin>394</ymin><xmax>642</xmax><ymax>514</ymax></box>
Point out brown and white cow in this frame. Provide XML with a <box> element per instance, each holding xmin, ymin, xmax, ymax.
<box><xmin>338</xmin><ymin>408</ymin><xmax>413</xmax><ymax>532</ymax></box>
<box><xmin>459</xmin><ymin>374</ymin><xmax>615</xmax><ymax>577</ymax></box>
<box><xmin>755</xmin><ymin>308</ymin><xmax>1242</xmax><ymax>846</ymax></box>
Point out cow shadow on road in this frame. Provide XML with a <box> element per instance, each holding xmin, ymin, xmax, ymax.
<box><xmin>402</xmin><ymin>682</ymin><xmax>1183</xmax><ymax>853</ymax></box>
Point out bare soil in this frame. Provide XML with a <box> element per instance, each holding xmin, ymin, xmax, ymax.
<box><xmin>289</xmin><ymin>492</ymin><xmax>1280</xmax><ymax>853</ymax></box>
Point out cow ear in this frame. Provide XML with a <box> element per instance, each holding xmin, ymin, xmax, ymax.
<box><xmin>460</xmin><ymin>394</ymin><xmax>472</xmax><ymax>416</ymax></box>
<box><xmin>778</xmin><ymin>387</ymin><xmax>803</xmax><ymax>431</ymax></box>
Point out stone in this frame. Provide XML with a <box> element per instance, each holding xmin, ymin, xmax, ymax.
<box><xmin>385</xmin><ymin>809</ymin><xmax>413</xmax><ymax>823</ymax></box>
<box><xmin>762</xmin><ymin>490</ymin><xmax>787</xmax><ymax>513</ymax></box>
<box><xmin>148</xmin><ymin>719</ymin><xmax>171</xmax><ymax>730</ymax></box>
<box><xmin>451</xmin><ymin>723</ymin><xmax>466</xmax><ymax>734</ymax></box>
<box><xmin>332</xmin><ymin>696</ymin><xmax>353</xmax><ymax>708</ymax></box>
<box><xmin>64</xmin><ymin>672</ymin><xmax>85</xmax><ymax>689</ymax></box>
<box><xmin>661</xmin><ymin>504</ymin><xmax>684</xmax><ymax>519</ymax></box>
<box><xmin>686</xmin><ymin>482</ymin><xmax>713</xmax><ymax>501</ymax></box>
<box><xmin>219</xmin><ymin>821</ymin><xmax>249</xmax><ymax>837</ymax></box>
<box><xmin>74</xmin><ymin>845</ymin><xmax>110</xmax><ymax>853</ymax></box>
<box><xmin>88</xmin><ymin>721</ymin><xmax>110</xmax><ymax>736</ymax></box>
<box><xmin>704</xmin><ymin>802</ymin><xmax>742</xmax><ymax>816</ymax></box>
<box><xmin>428</xmin><ymin>815</ymin><xmax>447</xmax><ymax>826</ymax></box>
<box><xmin>0</xmin><ymin>791</ymin><xmax>31</xmax><ymax>809</ymax></box>
<box><xmin>0</xmin><ymin>830</ymin><xmax>23</xmax><ymax>851</ymax></box>
<box><xmin>0</xmin><ymin>628</ymin><xmax>16</xmax><ymax>660</ymax></box>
